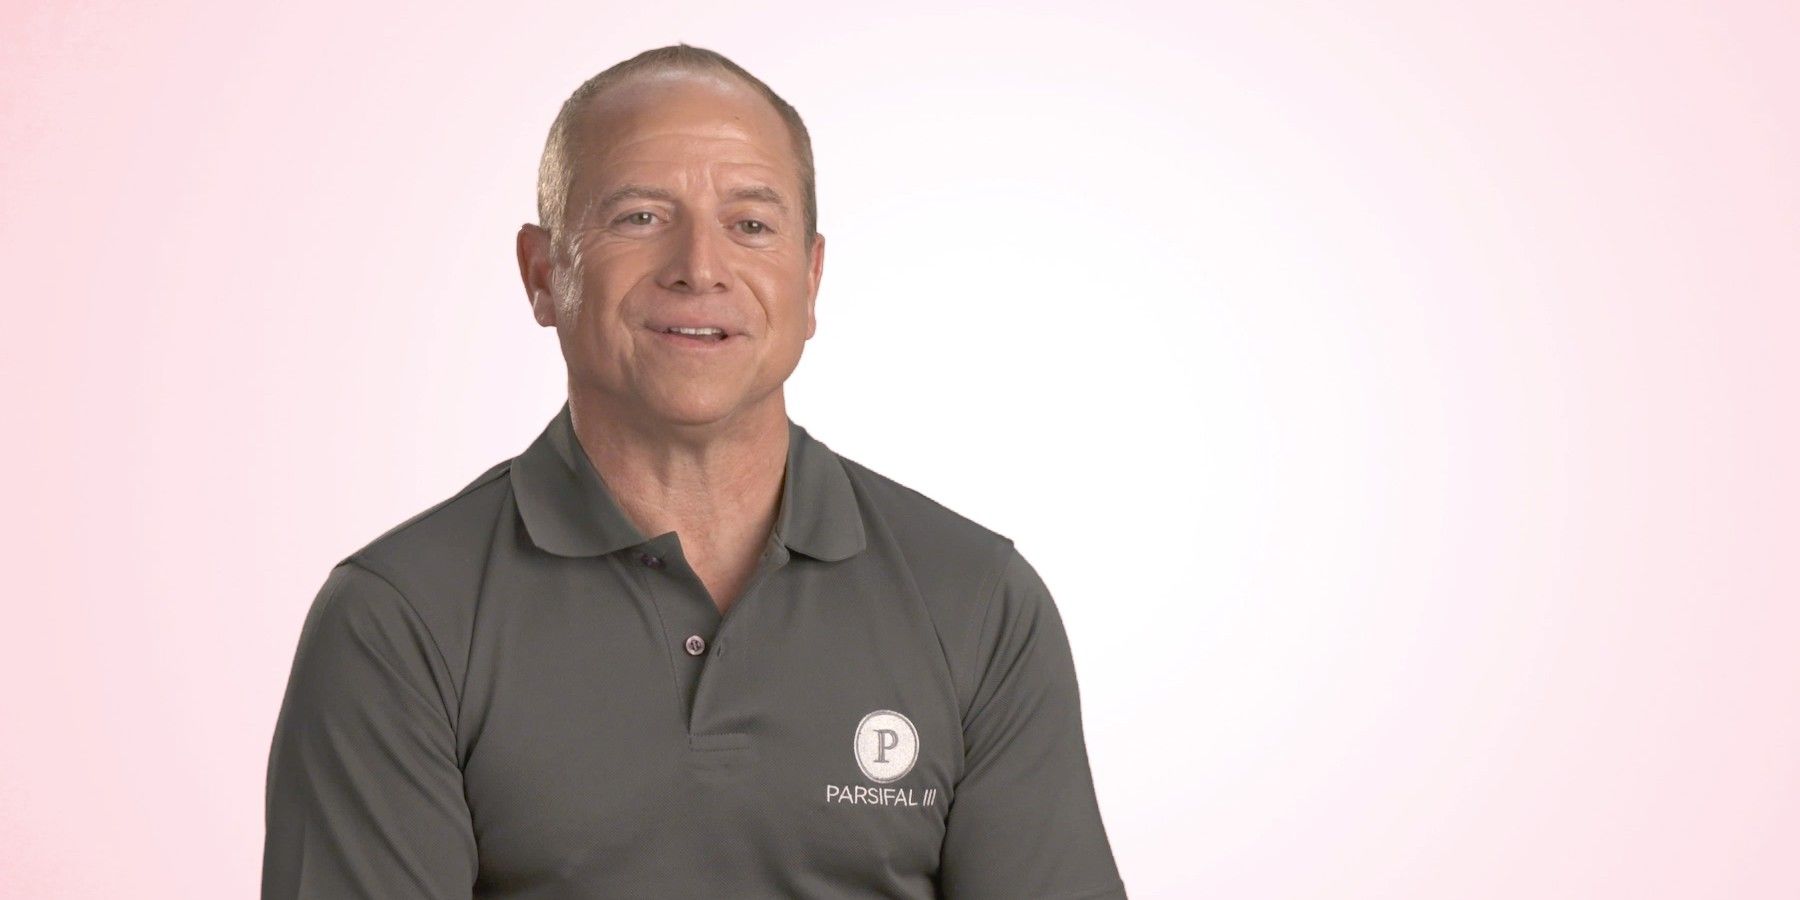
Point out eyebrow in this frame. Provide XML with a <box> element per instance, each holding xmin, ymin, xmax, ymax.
<box><xmin>595</xmin><ymin>184</ymin><xmax>677</xmax><ymax>211</ymax></box>
<box><xmin>723</xmin><ymin>184</ymin><xmax>788</xmax><ymax>210</ymax></box>
<box><xmin>592</xmin><ymin>183</ymin><xmax>790</xmax><ymax>215</ymax></box>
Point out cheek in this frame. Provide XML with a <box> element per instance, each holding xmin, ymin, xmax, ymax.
<box><xmin>556</xmin><ymin>286</ymin><xmax>636</xmax><ymax>368</ymax></box>
<box><xmin>566</xmin><ymin>239</ymin><xmax>651</xmax><ymax>301</ymax></box>
<box><xmin>752</xmin><ymin>269</ymin><xmax>815</xmax><ymax>328</ymax></box>
<box><xmin>565</xmin><ymin>265</ymin><xmax>638</xmax><ymax>330</ymax></box>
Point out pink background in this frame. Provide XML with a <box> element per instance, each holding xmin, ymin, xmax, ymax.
<box><xmin>3</xmin><ymin>2</ymin><xmax>1797</xmax><ymax>897</ymax></box>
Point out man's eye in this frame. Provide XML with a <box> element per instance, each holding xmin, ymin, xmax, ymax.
<box><xmin>738</xmin><ymin>220</ymin><xmax>769</xmax><ymax>235</ymax></box>
<box><xmin>617</xmin><ymin>211</ymin><xmax>656</xmax><ymax>226</ymax></box>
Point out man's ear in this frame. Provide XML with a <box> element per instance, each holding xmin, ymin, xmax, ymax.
<box><xmin>804</xmin><ymin>231</ymin><xmax>825</xmax><ymax>340</ymax></box>
<box><xmin>517</xmin><ymin>223</ymin><xmax>559</xmax><ymax>328</ymax></box>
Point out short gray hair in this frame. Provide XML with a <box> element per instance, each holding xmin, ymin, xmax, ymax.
<box><xmin>535</xmin><ymin>44</ymin><xmax>818</xmax><ymax>255</ymax></box>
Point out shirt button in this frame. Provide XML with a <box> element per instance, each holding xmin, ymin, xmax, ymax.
<box><xmin>684</xmin><ymin>634</ymin><xmax>707</xmax><ymax>656</ymax></box>
<box><xmin>638</xmin><ymin>552</ymin><xmax>665</xmax><ymax>570</ymax></box>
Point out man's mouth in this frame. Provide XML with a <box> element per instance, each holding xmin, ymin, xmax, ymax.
<box><xmin>656</xmin><ymin>325</ymin><xmax>731</xmax><ymax>343</ymax></box>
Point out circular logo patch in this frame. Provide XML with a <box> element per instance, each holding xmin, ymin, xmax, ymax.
<box><xmin>853</xmin><ymin>709</ymin><xmax>919</xmax><ymax>783</ymax></box>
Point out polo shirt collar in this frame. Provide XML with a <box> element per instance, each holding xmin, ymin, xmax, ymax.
<box><xmin>511</xmin><ymin>400</ymin><xmax>867</xmax><ymax>562</ymax></box>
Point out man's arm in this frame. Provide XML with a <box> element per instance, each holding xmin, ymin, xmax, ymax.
<box><xmin>939</xmin><ymin>542</ymin><xmax>1127</xmax><ymax>899</ymax></box>
<box><xmin>262</xmin><ymin>561</ymin><xmax>478</xmax><ymax>899</ymax></box>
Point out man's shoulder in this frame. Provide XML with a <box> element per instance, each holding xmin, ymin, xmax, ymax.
<box><xmin>830</xmin><ymin>446</ymin><xmax>1060</xmax><ymax>727</ymax></box>
<box><xmin>334</xmin><ymin>456</ymin><xmax>516</xmax><ymax>596</ymax></box>
<box><xmin>832</xmin><ymin>449</ymin><xmax>1018</xmax><ymax>588</ymax></box>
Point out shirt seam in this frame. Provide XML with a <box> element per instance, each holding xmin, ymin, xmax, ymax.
<box><xmin>960</xmin><ymin>536</ymin><xmax>1017</xmax><ymax>735</ymax></box>
<box><xmin>340</xmin><ymin>556</ymin><xmax>465</xmax><ymax>730</ymax></box>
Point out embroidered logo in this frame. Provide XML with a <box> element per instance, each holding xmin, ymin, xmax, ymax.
<box><xmin>826</xmin><ymin>709</ymin><xmax>936</xmax><ymax>807</ymax></box>
<box><xmin>852</xmin><ymin>708</ymin><xmax>919</xmax><ymax>783</ymax></box>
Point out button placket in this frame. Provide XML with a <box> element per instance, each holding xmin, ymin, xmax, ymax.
<box><xmin>631</xmin><ymin>537</ymin><xmax>727</xmax><ymax>737</ymax></box>
<box><xmin>683</xmin><ymin>539</ymin><xmax>789</xmax><ymax>745</ymax></box>
<box><xmin>642</xmin><ymin>548</ymin><xmax>711</xmax><ymax>660</ymax></box>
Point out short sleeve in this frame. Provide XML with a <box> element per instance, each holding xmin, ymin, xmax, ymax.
<box><xmin>262</xmin><ymin>561</ymin><xmax>478</xmax><ymax>899</ymax></box>
<box><xmin>939</xmin><ymin>543</ymin><xmax>1127</xmax><ymax>899</ymax></box>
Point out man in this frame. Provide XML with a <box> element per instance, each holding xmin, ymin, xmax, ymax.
<box><xmin>262</xmin><ymin>44</ymin><xmax>1126</xmax><ymax>899</ymax></box>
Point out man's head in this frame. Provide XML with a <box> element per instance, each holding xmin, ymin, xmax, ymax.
<box><xmin>517</xmin><ymin>44</ymin><xmax>825</xmax><ymax>432</ymax></box>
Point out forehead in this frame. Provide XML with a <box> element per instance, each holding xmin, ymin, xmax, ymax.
<box><xmin>571</xmin><ymin>72</ymin><xmax>797</xmax><ymax>184</ymax></box>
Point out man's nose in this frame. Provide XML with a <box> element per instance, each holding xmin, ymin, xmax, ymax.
<box><xmin>659</xmin><ymin>215</ymin><xmax>729</xmax><ymax>293</ymax></box>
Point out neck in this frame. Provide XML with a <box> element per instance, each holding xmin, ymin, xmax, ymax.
<box><xmin>564</xmin><ymin>388</ymin><xmax>789</xmax><ymax>554</ymax></box>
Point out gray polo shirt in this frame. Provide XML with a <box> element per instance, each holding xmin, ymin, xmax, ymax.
<box><xmin>263</xmin><ymin>401</ymin><xmax>1126</xmax><ymax>899</ymax></box>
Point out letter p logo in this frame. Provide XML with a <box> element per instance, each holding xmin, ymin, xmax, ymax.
<box><xmin>853</xmin><ymin>709</ymin><xmax>919</xmax><ymax>783</ymax></box>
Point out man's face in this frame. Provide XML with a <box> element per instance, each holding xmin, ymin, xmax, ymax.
<box><xmin>521</xmin><ymin>71</ymin><xmax>825</xmax><ymax>431</ymax></box>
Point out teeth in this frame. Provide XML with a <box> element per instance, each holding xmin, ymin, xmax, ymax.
<box><xmin>666</xmin><ymin>326</ymin><xmax>725</xmax><ymax>337</ymax></box>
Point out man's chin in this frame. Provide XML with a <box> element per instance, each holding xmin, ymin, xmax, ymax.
<box><xmin>635</xmin><ymin>392</ymin><xmax>771</xmax><ymax>431</ymax></box>
<box><xmin>566</xmin><ymin>373</ymin><xmax>782</xmax><ymax>431</ymax></box>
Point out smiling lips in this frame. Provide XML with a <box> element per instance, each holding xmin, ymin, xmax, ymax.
<box><xmin>662</xmin><ymin>325</ymin><xmax>729</xmax><ymax>341</ymax></box>
<box><xmin>649</xmin><ymin>323</ymin><xmax>740</xmax><ymax>347</ymax></box>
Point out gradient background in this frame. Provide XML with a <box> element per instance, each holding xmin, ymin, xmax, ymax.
<box><xmin>3</xmin><ymin>1</ymin><xmax>1796</xmax><ymax>897</ymax></box>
